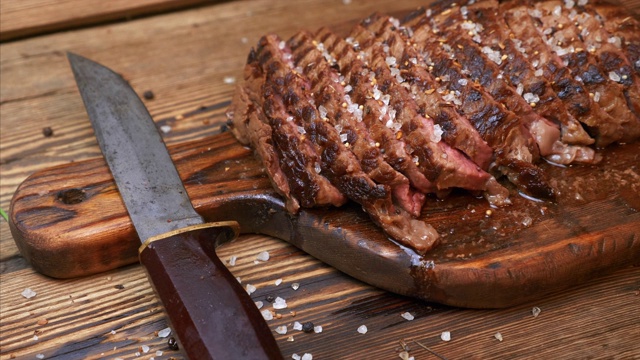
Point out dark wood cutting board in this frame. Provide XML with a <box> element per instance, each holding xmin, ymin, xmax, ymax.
<box><xmin>9</xmin><ymin>130</ymin><xmax>640</xmax><ymax>308</ymax></box>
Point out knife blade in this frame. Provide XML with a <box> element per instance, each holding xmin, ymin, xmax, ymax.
<box><xmin>67</xmin><ymin>52</ymin><xmax>282</xmax><ymax>360</ymax></box>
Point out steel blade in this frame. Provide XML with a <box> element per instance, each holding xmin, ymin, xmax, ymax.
<box><xmin>68</xmin><ymin>52</ymin><xmax>203</xmax><ymax>242</ymax></box>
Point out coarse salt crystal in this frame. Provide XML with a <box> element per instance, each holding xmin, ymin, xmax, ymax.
<box><xmin>223</xmin><ymin>76</ymin><xmax>236</xmax><ymax>84</ymax></box>
<box><xmin>273</xmin><ymin>297</ymin><xmax>288</xmax><ymax>309</ymax></box>
<box><xmin>135</xmin><ymin>352</ymin><xmax>141</xmax><ymax>356</ymax></box>
<box><xmin>276</xmin><ymin>325</ymin><xmax>288</xmax><ymax>334</ymax></box>
<box><xmin>156</xmin><ymin>351</ymin><xmax>163</xmax><ymax>356</ymax></box>
<box><xmin>33</xmin><ymin>335</ymin><xmax>39</xmax><ymax>341</ymax></box>
<box><xmin>608</xmin><ymin>71</ymin><xmax>621</xmax><ymax>82</ymax></box>
<box><xmin>275</xmin><ymin>278</ymin><xmax>283</xmax><ymax>286</ymax></box>
<box><xmin>110</xmin><ymin>330</ymin><xmax>116</xmax><ymax>335</ymax></box>
<box><xmin>160</xmin><ymin>125</ymin><xmax>171</xmax><ymax>134</ymax></box>
<box><xmin>158</xmin><ymin>327</ymin><xmax>171</xmax><ymax>338</ymax></box>
<box><xmin>255</xmin><ymin>301</ymin><xmax>264</xmax><ymax>309</ymax></box>
<box><xmin>261</xmin><ymin>309</ymin><xmax>274</xmax><ymax>320</ymax></box>
<box><xmin>441</xmin><ymin>331</ymin><xmax>452</xmax><ymax>341</ymax></box>
<box><xmin>635</xmin><ymin>59</ymin><xmax>640</xmax><ymax>68</ymax></box>
<box><xmin>302</xmin><ymin>354</ymin><xmax>313</xmax><ymax>360</ymax></box>
<box><xmin>142</xmin><ymin>345</ymin><xmax>150</xmax><ymax>353</ymax></box>
<box><xmin>318</xmin><ymin>105</ymin><xmax>328</xmax><ymax>119</ymax></box>
<box><xmin>535</xmin><ymin>69</ymin><xmax>544</xmax><ymax>77</ymax></box>
<box><xmin>314</xmin><ymin>326</ymin><xmax>323</xmax><ymax>333</ymax></box>
<box><xmin>36</xmin><ymin>355</ymin><xmax>45</xmax><ymax>360</ymax></box>
<box><xmin>292</xmin><ymin>354</ymin><xmax>301</xmax><ymax>360</ymax></box>
<box><xmin>431</xmin><ymin>124</ymin><xmax>443</xmax><ymax>143</ymax></box>
<box><xmin>386</xmin><ymin>56</ymin><xmax>397</xmax><ymax>66</ymax></box>
<box><xmin>401</xmin><ymin>312</ymin><xmax>415</xmax><ymax>321</ymax></box>
<box><xmin>246</xmin><ymin>284</ymin><xmax>257</xmax><ymax>294</ymax></box>
<box><xmin>22</xmin><ymin>288</ymin><xmax>37</xmax><ymax>299</ymax></box>
<box><xmin>293</xmin><ymin>321</ymin><xmax>303</xmax><ymax>331</ymax></box>
<box><xmin>594</xmin><ymin>92</ymin><xmax>601</xmax><ymax>102</ymax></box>
<box><xmin>532</xmin><ymin>306</ymin><xmax>542</xmax><ymax>317</ymax></box>
<box><xmin>228</xmin><ymin>255</ymin><xmax>237</xmax><ymax>266</ymax></box>
<box><xmin>495</xmin><ymin>332</ymin><xmax>504</xmax><ymax>341</ymax></box>
<box><xmin>287</xmin><ymin>336</ymin><xmax>295</xmax><ymax>342</ymax></box>
<box><xmin>516</xmin><ymin>83</ymin><xmax>524</xmax><ymax>96</ymax></box>
<box><xmin>236</xmin><ymin>276</ymin><xmax>242</xmax><ymax>283</ymax></box>
<box><xmin>357</xmin><ymin>325</ymin><xmax>368</xmax><ymax>334</ymax></box>
<box><xmin>340</xmin><ymin>133</ymin><xmax>349</xmax><ymax>143</ymax></box>
<box><xmin>257</xmin><ymin>251</ymin><xmax>270</xmax><ymax>261</ymax></box>
<box><xmin>523</xmin><ymin>92</ymin><xmax>540</xmax><ymax>104</ymax></box>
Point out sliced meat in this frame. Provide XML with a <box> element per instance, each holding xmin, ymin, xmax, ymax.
<box><xmin>501</xmin><ymin>2</ymin><xmax>621</xmax><ymax>147</ymax></box>
<box><xmin>529</xmin><ymin>0</ymin><xmax>640</xmax><ymax>144</ymax></box>
<box><xmin>591</xmin><ymin>0</ymin><xmax>640</xmax><ymax>77</ymax></box>
<box><xmin>261</xmin><ymin>33</ymin><xmax>439</xmax><ymax>253</ymax></box>
<box><xmin>461</xmin><ymin>0</ymin><xmax>598</xmax><ymax>164</ymax></box>
<box><xmin>287</xmin><ymin>30</ymin><xmax>426</xmax><ymax>216</ymax></box>
<box><xmin>573</xmin><ymin>3</ymin><xmax>640</xmax><ymax>118</ymax></box>
<box><xmin>345</xmin><ymin>23</ymin><xmax>508</xmax><ymax>203</ymax></box>
<box><xmin>403</xmin><ymin>12</ymin><xmax>555</xmax><ymax>199</ymax></box>
<box><xmin>358</xmin><ymin>13</ymin><xmax>494</xmax><ymax>171</ymax></box>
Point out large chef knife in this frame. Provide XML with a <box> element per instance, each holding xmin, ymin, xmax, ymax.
<box><xmin>67</xmin><ymin>52</ymin><xmax>282</xmax><ymax>359</ymax></box>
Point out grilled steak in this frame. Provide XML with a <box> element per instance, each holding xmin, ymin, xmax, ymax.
<box><xmin>227</xmin><ymin>0</ymin><xmax>639</xmax><ymax>254</ymax></box>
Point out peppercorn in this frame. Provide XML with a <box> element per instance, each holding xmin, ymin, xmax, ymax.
<box><xmin>302</xmin><ymin>321</ymin><xmax>314</xmax><ymax>333</ymax></box>
<box><xmin>167</xmin><ymin>337</ymin><xmax>179</xmax><ymax>351</ymax></box>
<box><xmin>42</xmin><ymin>127</ymin><xmax>53</xmax><ymax>137</ymax></box>
<box><xmin>143</xmin><ymin>90</ymin><xmax>155</xmax><ymax>100</ymax></box>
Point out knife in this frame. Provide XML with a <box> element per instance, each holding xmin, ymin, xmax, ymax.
<box><xmin>67</xmin><ymin>52</ymin><xmax>283</xmax><ymax>360</ymax></box>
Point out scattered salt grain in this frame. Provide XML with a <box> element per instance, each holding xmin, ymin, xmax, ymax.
<box><xmin>398</xmin><ymin>351</ymin><xmax>415</xmax><ymax>360</ymax></box>
<box><xmin>110</xmin><ymin>330</ymin><xmax>116</xmax><ymax>335</ymax></box>
<box><xmin>401</xmin><ymin>312</ymin><xmax>415</xmax><ymax>321</ymax></box>
<box><xmin>135</xmin><ymin>352</ymin><xmax>141</xmax><ymax>356</ymax></box>
<box><xmin>223</xmin><ymin>76</ymin><xmax>236</xmax><ymax>84</ymax></box>
<box><xmin>441</xmin><ymin>331</ymin><xmax>451</xmax><ymax>342</ymax></box>
<box><xmin>302</xmin><ymin>353</ymin><xmax>313</xmax><ymax>360</ymax></box>
<box><xmin>273</xmin><ymin>297</ymin><xmax>288</xmax><ymax>309</ymax></box>
<box><xmin>516</xmin><ymin>83</ymin><xmax>524</xmax><ymax>96</ymax></box>
<box><xmin>255</xmin><ymin>301</ymin><xmax>264</xmax><ymax>309</ymax></box>
<box><xmin>236</xmin><ymin>276</ymin><xmax>242</xmax><ymax>283</ymax></box>
<box><xmin>494</xmin><ymin>332</ymin><xmax>504</xmax><ymax>341</ymax></box>
<box><xmin>314</xmin><ymin>325</ymin><xmax>323</xmax><ymax>333</ymax></box>
<box><xmin>36</xmin><ymin>354</ymin><xmax>45</xmax><ymax>359</ymax></box>
<box><xmin>357</xmin><ymin>325</ymin><xmax>368</xmax><ymax>334</ymax></box>
<box><xmin>261</xmin><ymin>309</ymin><xmax>274</xmax><ymax>320</ymax></box>
<box><xmin>532</xmin><ymin>306</ymin><xmax>542</xmax><ymax>318</ymax></box>
<box><xmin>141</xmin><ymin>345</ymin><xmax>150</xmax><ymax>353</ymax></box>
<box><xmin>228</xmin><ymin>255</ymin><xmax>237</xmax><ymax>266</ymax></box>
<box><xmin>21</xmin><ymin>288</ymin><xmax>37</xmax><ymax>299</ymax></box>
<box><xmin>33</xmin><ymin>335</ymin><xmax>39</xmax><ymax>341</ymax></box>
<box><xmin>291</xmin><ymin>283</ymin><xmax>300</xmax><ymax>290</ymax></box>
<box><xmin>293</xmin><ymin>354</ymin><xmax>301</xmax><ymax>360</ymax></box>
<box><xmin>256</xmin><ymin>251</ymin><xmax>270</xmax><ymax>261</ymax></box>
<box><xmin>276</xmin><ymin>325</ymin><xmax>288</xmax><ymax>335</ymax></box>
<box><xmin>160</xmin><ymin>125</ymin><xmax>172</xmax><ymax>134</ymax></box>
<box><xmin>246</xmin><ymin>284</ymin><xmax>257</xmax><ymax>295</ymax></box>
<box><xmin>275</xmin><ymin>278</ymin><xmax>283</xmax><ymax>286</ymax></box>
<box><xmin>156</xmin><ymin>351</ymin><xmax>163</xmax><ymax>356</ymax></box>
<box><xmin>287</xmin><ymin>336</ymin><xmax>295</xmax><ymax>342</ymax></box>
<box><xmin>293</xmin><ymin>321</ymin><xmax>303</xmax><ymax>331</ymax></box>
<box><xmin>158</xmin><ymin>327</ymin><xmax>172</xmax><ymax>338</ymax></box>
<box><xmin>430</xmin><ymin>124</ymin><xmax>443</xmax><ymax>143</ymax></box>
<box><xmin>342</xmin><ymin>0</ymin><xmax>351</xmax><ymax>4</ymax></box>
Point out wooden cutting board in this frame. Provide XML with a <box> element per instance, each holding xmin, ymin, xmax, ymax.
<box><xmin>9</xmin><ymin>128</ymin><xmax>640</xmax><ymax>309</ymax></box>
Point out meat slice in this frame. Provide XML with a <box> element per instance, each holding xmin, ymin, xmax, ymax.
<box><xmin>573</xmin><ymin>3</ymin><xmax>640</xmax><ymax>118</ymax></box>
<box><xmin>403</xmin><ymin>12</ymin><xmax>555</xmax><ymax>199</ymax></box>
<box><xmin>592</xmin><ymin>0</ymin><xmax>640</xmax><ymax>77</ymax></box>
<box><xmin>259</xmin><ymin>34</ymin><xmax>439</xmax><ymax>252</ymax></box>
<box><xmin>357</xmin><ymin>13</ymin><xmax>493</xmax><ymax>171</ymax></box>
<box><xmin>529</xmin><ymin>0</ymin><xmax>640</xmax><ymax>144</ymax></box>
<box><xmin>501</xmin><ymin>2</ymin><xmax>621</xmax><ymax>147</ymax></box>
<box><xmin>229</xmin><ymin>85</ymin><xmax>299</xmax><ymax>213</ymax></box>
<box><xmin>460</xmin><ymin>0</ymin><xmax>597</xmax><ymax>164</ymax></box>
<box><xmin>343</xmin><ymin>24</ymin><xmax>508</xmax><ymax>202</ymax></box>
<box><xmin>287</xmin><ymin>30</ymin><xmax>426</xmax><ymax>216</ymax></box>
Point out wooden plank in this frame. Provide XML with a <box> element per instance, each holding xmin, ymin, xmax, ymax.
<box><xmin>0</xmin><ymin>0</ymin><xmax>223</xmax><ymax>41</ymax></box>
<box><xmin>1</xmin><ymin>0</ymin><xmax>640</xmax><ymax>358</ymax></box>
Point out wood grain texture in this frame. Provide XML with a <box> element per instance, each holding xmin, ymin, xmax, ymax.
<box><xmin>0</xmin><ymin>0</ymin><xmax>224</xmax><ymax>41</ymax></box>
<box><xmin>1</xmin><ymin>0</ymin><xmax>640</xmax><ymax>358</ymax></box>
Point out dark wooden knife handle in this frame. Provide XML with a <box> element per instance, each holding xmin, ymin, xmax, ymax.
<box><xmin>138</xmin><ymin>221</ymin><xmax>283</xmax><ymax>360</ymax></box>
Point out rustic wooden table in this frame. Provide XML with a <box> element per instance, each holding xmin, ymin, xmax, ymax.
<box><xmin>1</xmin><ymin>0</ymin><xmax>639</xmax><ymax>359</ymax></box>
